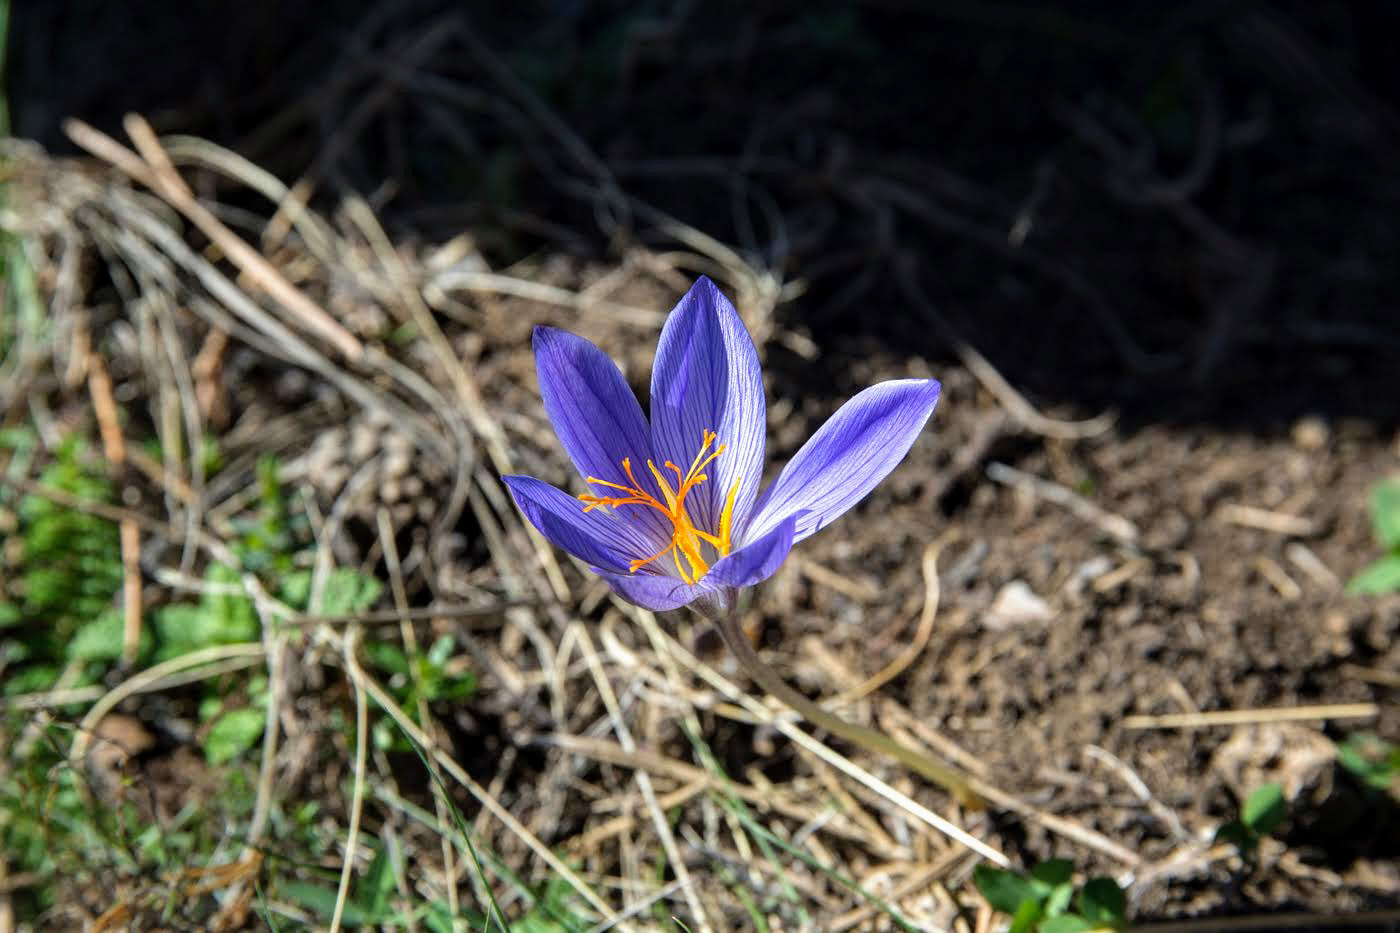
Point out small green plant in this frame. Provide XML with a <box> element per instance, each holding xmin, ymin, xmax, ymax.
<box><xmin>1215</xmin><ymin>782</ymin><xmax>1287</xmax><ymax>862</ymax></box>
<box><xmin>366</xmin><ymin>633</ymin><xmax>477</xmax><ymax>750</ymax></box>
<box><xmin>1348</xmin><ymin>477</ymin><xmax>1400</xmax><ymax>594</ymax></box>
<box><xmin>973</xmin><ymin>859</ymin><xmax>1127</xmax><ymax>932</ymax></box>
<box><xmin>278</xmin><ymin>845</ymin><xmax>402</xmax><ymax>927</ymax></box>
<box><xmin>1</xmin><ymin>436</ymin><xmax>124</xmax><ymax>693</ymax></box>
<box><xmin>1336</xmin><ymin>732</ymin><xmax>1400</xmax><ymax>801</ymax></box>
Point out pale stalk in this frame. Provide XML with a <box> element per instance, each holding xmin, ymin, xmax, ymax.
<box><xmin>707</xmin><ymin>607</ymin><xmax>982</xmax><ymax>810</ymax></box>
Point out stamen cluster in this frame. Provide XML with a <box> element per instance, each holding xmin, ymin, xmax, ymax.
<box><xmin>579</xmin><ymin>430</ymin><xmax>739</xmax><ymax>583</ymax></box>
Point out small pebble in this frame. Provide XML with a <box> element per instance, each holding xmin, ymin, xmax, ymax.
<box><xmin>1291</xmin><ymin>415</ymin><xmax>1329</xmax><ymax>451</ymax></box>
<box><xmin>985</xmin><ymin>580</ymin><xmax>1052</xmax><ymax>629</ymax></box>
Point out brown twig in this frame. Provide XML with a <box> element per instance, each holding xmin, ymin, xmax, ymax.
<box><xmin>1125</xmin><ymin>703</ymin><xmax>1379</xmax><ymax>730</ymax></box>
<box><xmin>85</xmin><ymin>351</ymin><xmax>144</xmax><ymax>665</ymax></box>
<box><xmin>987</xmin><ymin>460</ymin><xmax>1140</xmax><ymax>545</ymax></box>
<box><xmin>827</xmin><ymin>536</ymin><xmax>952</xmax><ymax>708</ymax></box>
<box><xmin>63</xmin><ymin>116</ymin><xmax>364</xmax><ymax>362</ymax></box>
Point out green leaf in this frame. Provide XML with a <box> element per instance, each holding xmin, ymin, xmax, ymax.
<box><xmin>67</xmin><ymin>611</ymin><xmax>130</xmax><ymax>662</ymax></box>
<box><xmin>1078</xmin><ymin>877</ymin><xmax>1127</xmax><ymax>926</ymax></box>
<box><xmin>205</xmin><ymin>708</ymin><xmax>265</xmax><ymax>764</ymax></box>
<box><xmin>433</xmin><ymin>669</ymin><xmax>477</xmax><ymax>703</ymax></box>
<box><xmin>426</xmin><ymin>634</ymin><xmax>454</xmax><ymax>668</ymax></box>
<box><xmin>320</xmin><ymin>568</ymin><xmax>381</xmax><ymax>615</ymax></box>
<box><xmin>1040</xmin><ymin>915</ymin><xmax>1098</xmax><ymax>933</ymax></box>
<box><xmin>357</xmin><ymin>847</ymin><xmax>396</xmax><ymax>919</ymax></box>
<box><xmin>1336</xmin><ymin>733</ymin><xmax>1400</xmax><ymax>796</ymax></box>
<box><xmin>1346</xmin><ymin>553</ymin><xmax>1400</xmax><ymax>595</ymax></box>
<box><xmin>2</xmin><ymin>663</ymin><xmax>59</xmax><ymax>695</ymax></box>
<box><xmin>281</xmin><ymin>568</ymin><xmax>381</xmax><ymax>615</ymax></box>
<box><xmin>422</xmin><ymin>901</ymin><xmax>468</xmax><ymax>933</ymax></box>
<box><xmin>974</xmin><ymin>864</ymin><xmax>1040</xmax><ymax>914</ymax></box>
<box><xmin>1031</xmin><ymin>858</ymin><xmax>1074</xmax><ymax>890</ymax></box>
<box><xmin>279</xmin><ymin>570</ymin><xmax>312</xmax><ymax>609</ymax></box>
<box><xmin>1242</xmin><ymin>783</ymin><xmax>1286</xmax><ymax>836</ymax></box>
<box><xmin>363</xmin><ymin>640</ymin><xmax>410</xmax><ymax>676</ymax></box>
<box><xmin>280</xmin><ymin>880</ymin><xmax>370</xmax><ymax>926</ymax></box>
<box><xmin>1044</xmin><ymin>880</ymin><xmax>1074</xmax><ymax>918</ymax></box>
<box><xmin>0</xmin><ymin>425</ymin><xmax>38</xmax><ymax>450</ymax></box>
<box><xmin>1368</xmin><ymin>478</ymin><xmax>1400</xmax><ymax>550</ymax></box>
<box><xmin>1007</xmin><ymin>898</ymin><xmax>1044</xmax><ymax>933</ymax></box>
<box><xmin>1214</xmin><ymin>820</ymin><xmax>1255</xmax><ymax>852</ymax></box>
<box><xmin>153</xmin><ymin>563</ymin><xmax>260</xmax><ymax>659</ymax></box>
<box><xmin>205</xmin><ymin>563</ymin><xmax>258</xmax><ymax>640</ymax></box>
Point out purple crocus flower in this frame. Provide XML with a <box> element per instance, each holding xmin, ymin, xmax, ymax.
<box><xmin>503</xmin><ymin>277</ymin><xmax>940</xmax><ymax>614</ymax></box>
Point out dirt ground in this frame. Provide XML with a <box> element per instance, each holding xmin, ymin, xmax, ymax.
<box><xmin>4</xmin><ymin>2</ymin><xmax>1400</xmax><ymax>929</ymax></box>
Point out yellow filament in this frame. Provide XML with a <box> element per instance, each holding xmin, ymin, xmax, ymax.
<box><xmin>579</xmin><ymin>430</ymin><xmax>741</xmax><ymax>581</ymax></box>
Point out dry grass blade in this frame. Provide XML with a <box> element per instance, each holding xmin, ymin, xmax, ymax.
<box><xmin>426</xmin><ymin>269</ymin><xmax>666</xmax><ymax>328</ymax></box>
<box><xmin>546</xmin><ymin>733</ymin><xmax>875</xmax><ymax>850</ymax></box>
<box><xmin>648</xmin><ymin>615</ymin><xmax>1009</xmax><ymax>867</ymax></box>
<box><xmin>827</xmin><ymin>535</ymin><xmax>950</xmax><ymax>707</ymax></box>
<box><xmin>68</xmin><ymin>643</ymin><xmax>267</xmax><ymax>772</ymax></box>
<box><xmin>350</xmin><ymin>661</ymin><xmax>623</xmax><ymax>925</ymax></box>
<box><xmin>987</xmin><ymin>460</ymin><xmax>1140</xmax><ymax>545</ymax></box>
<box><xmin>574</xmin><ymin>624</ymin><xmax>711</xmax><ymax>931</ymax></box>
<box><xmin>1217</xmin><ymin>503</ymin><xmax>1317</xmax><ymax>537</ymax></box>
<box><xmin>330</xmin><ymin>627</ymin><xmax>371</xmax><ymax>933</ymax></box>
<box><xmin>84</xmin><ymin>350</ymin><xmax>144</xmax><ymax>665</ymax></box>
<box><xmin>65</xmin><ymin>117</ymin><xmax>363</xmax><ymax>361</ymax></box>
<box><xmin>1124</xmin><ymin>704</ymin><xmax>1379</xmax><ymax>730</ymax></box>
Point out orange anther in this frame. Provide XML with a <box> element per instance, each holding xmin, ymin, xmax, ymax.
<box><xmin>579</xmin><ymin>431</ymin><xmax>740</xmax><ymax>581</ymax></box>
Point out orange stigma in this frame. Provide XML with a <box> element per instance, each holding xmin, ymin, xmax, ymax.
<box><xmin>580</xmin><ymin>430</ymin><xmax>741</xmax><ymax>583</ymax></box>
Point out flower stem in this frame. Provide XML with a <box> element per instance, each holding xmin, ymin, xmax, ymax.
<box><xmin>711</xmin><ymin>609</ymin><xmax>983</xmax><ymax>810</ymax></box>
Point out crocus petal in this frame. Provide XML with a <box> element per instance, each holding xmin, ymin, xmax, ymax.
<box><xmin>743</xmin><ymin>379</ymin><xmax>941</xmax><ymax>543</ymax></box>
<box><xmin>533</xmin><ymin>326</ymin><xmax>671</xmax><ymax>542</ymax></box>
<box><xmin>503</xmin><ymin>475</ymin><xmax>660</xmax><ymax>573</ymax></box>
<box><xmin>649</xmin><ymin>277</ymin><xmax>766</xmax><ymax>536</ymax></box>
<box><xmin>708</xmin><ymin>513</ymin><xmax>798</xmax><ymax>587</ymax></box>
<box><xmin>593</xmin><ymin>568</ymin><xmax>717</xmax><ymax>612</ymax></box>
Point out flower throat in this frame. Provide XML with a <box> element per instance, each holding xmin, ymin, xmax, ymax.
<box><xmin>579</xmin><ymin>430</ymin><xmax>740</xmax><ymax>583</ymax></box>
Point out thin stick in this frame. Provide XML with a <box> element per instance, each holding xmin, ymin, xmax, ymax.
<box><xmin>284</xmin><ymin>600</ymin><xmax>540</xmax><ymax>628</ymax></box>
<box><xmin>64</xmin><ymin>116</ymin><xmax>363</xmax><ymax>362</ymax></box>
<box><xmin>0</xmin><ymin>859</ymin><xmax>13</xmax><ymax>933</ymax></box>
<box><xmin>330</xmin><ymin>628</ymin><xmax>370</xmax><ymax>933</ymax></box>
<box><xmin>1217</xmin><ymin>503</ymin><xmax>1316</xmax><ymax>537</ymax></box>
<box><xmin>117</xmin><ymin>522</ymin><xmax>143</xmax><ymax>665</ymax></box>
<box><xmin>986</xmin><ymin>461</ymin><xmax>1139</xmax><ymax>545</ymax></box>
<box><xmin>709</xmin><ymin>609</ymin><xmax>982</xmax><ymax>810</ymax></box>
<box><xmin>69</xmin><ymin>643</ymin><xmax>266</xmax><ymax>768</ymax></box>
<box><xmin>1124</xmin><ymin>703</ymin><xmax>1378</xmax><ymax>730</ymax></box>
<box><xmin>5</xmin><ymin>657</ymin><xmax>259</xmax><ymax>712</ymax></box>
<box><xmin>85</xmin><ymin>351</ymin><xmax>144</xmax><ymax>665</ymax></box>
<box><xmin>828</xmin><ymin>536</ymin><xmax>949</xmax><ymax>706</ymax></box>
<box><xmin>1</xmin><ymin>685</ymin><xmax>106</xmax><ymax>711</ymax></box>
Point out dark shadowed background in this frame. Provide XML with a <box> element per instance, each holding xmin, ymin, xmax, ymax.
<box><xmin>12</xmin><ymin>0</ymin><xmax>1400</xmax><ymax>430</ymax></box>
